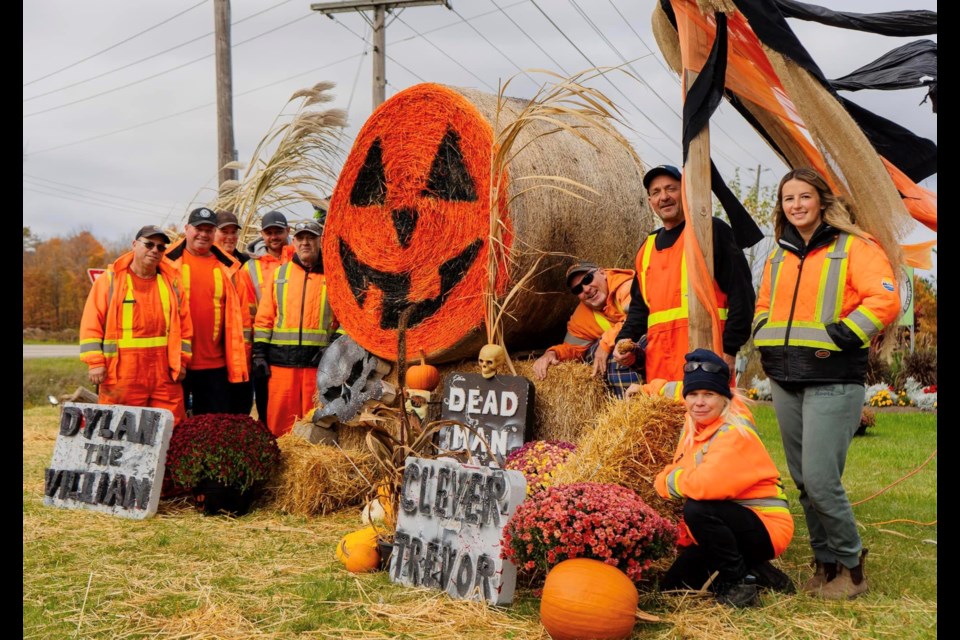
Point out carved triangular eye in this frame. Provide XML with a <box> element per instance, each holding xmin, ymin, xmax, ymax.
<box><xmin>350</xmin><ymin>138</ymin><xmax>387</xmax><ymax>206</ymax></box>
<box><xmin>422</xmin><ymin>128</ymin><xmax>477</xmax><ymax>202</ymax></box>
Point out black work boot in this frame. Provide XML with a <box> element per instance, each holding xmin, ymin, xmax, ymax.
<box><xmin>752</xmin><ymin>560</ymin><xmax>796</xmax><ymax>594</ymax></box>
<box><xmin>716</xmin><ymin>573</ymin><xmax>760</xmax><ymax>608</ymax></box>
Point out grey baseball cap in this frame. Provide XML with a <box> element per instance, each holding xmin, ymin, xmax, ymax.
<box><xmin>260</xmin><ymin>210</ymin><xmax>289</xmax><ymax>230</ymax></box>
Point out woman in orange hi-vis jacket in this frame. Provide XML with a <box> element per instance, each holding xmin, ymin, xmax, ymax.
<box><xmin>655</xmin><ymin>349</ymin><xmax>795</xmax><ymax>608</ymax></box>
<box><xmin>753</xmin><ymin>168</ymin><xmax>901</xmax><ymax>600</ymax></box>
<box><xmin>80</xmin><ymin>226</ymin><xmax>193</xmax><ymax>424</ymax></box>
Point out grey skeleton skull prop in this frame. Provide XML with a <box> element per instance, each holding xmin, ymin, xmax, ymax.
<box><xmin>478</xmin><ymin>343</ymin><xmax>506</xmax><ymax>379</ymax></box>
<box><xmin>404</xmin><ymin>389</ymin><xmax>432</xmax><ymax>421</ymax></box>
<box><xmin>313</xmin><ymin>335</ymin><xmax>393</xmax><ymax>426</ymax></box>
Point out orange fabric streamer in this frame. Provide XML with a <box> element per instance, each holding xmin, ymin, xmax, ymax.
<box><xmin>901</xmin><ymin>240</ymin><xmax>936</xmax><ymax>270</ymax></box>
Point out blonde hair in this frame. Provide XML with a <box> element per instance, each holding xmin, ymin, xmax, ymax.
<box><xmin>682</xmin><ymin>389</ymin><xmax>754</xmax><ymax>448</ymax></box>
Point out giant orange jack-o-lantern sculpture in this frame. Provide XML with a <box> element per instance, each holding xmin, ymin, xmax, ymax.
<box><xmin>324</xmin><ymin>83</ymin><xmax>650</xmax><ymax>362</ymax></box>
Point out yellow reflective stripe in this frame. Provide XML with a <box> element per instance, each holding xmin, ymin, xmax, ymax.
<box><xmin>666</xmin><ymin>468</ymin><xmax>684</xmax><ymax>499</ymax></box>
<box><xmin>181</xmin><ymin>340</ymin><xmax>192</xmax><ymax>356</ymax></box>
<box><xmin>766</xmin><ymin>248</ymin><xmax>786</xmax><ymax>319</ymax></box>
<box><xmin>211</xmin><ymin>267</ymin><xmax>223</xmax><ymax>343</ymax></box>
<box><xmin>254</xmin><ymin>329</ymin><xmax>272</xmax><ymax>343</ymax></box>
<box><xmin>116</xmin><ymin>276</ymin><xmax>167</xmax><ymax>349</ymax></box>
<box><xmin>102</xmin><ymin>341</ymin><xmax>118</xmax><ymax>355</ymax></box>
<box><xmin>122</xmin><ymin>274</ymin><xmax>135</xmax><ymax>344</ymax></box>
<box><xmin>246</xmin><ymin>259</ymin><xmax>264</xmax><ymax>302</ymax></box>
<box><xmin>752</xmin><ymin>311</ymin><xmax>769</xmax><ymax>335</ymax></box>
<box><xmin>842</xmin><ymin>307</ymin><xmax>882</xmax><ymax>346</ymax></box>
<box><xmin>157</xmin><ymin>276</ymin><xmax>171</xmax><ymax>335</ymax></box>
<box><xmin>661</xmin><ymin>381</ymin><xmax>683</xmax><ymax>400</ymax></box>
<box><xmin>593</xmin><ymin>311</ymin><xmax>612</xmax><ymax>332</ymax></box>
<box><xmin>275</xmin><ymin>263</ymin><xmax>290</xmax><ymax>329</ymax></box>
<box><xmin>638</xmin><ymin>233</ymin><xmax>656</xmax><ymax>308</ymax></box>
<box><xmin>562</xmin><ymin>332</ymin><xmax>593</xmax><ymax>346</ymax></box>
<box><xmin>79</xmin><ymin>340</ymin><xmax>102</xmax><ymax>353</ymax></box>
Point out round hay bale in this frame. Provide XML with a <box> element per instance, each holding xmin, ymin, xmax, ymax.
<box><xmin>552</xmin><ymin>395</ymin><xmax>686</xmax><ymax>520</ymax></box>
<box><xmin>267</xmin><ymin>433</ymin><xmax>381</xmax><ymax>517</ymax></box>
<box><xmin>323</xmin><ymin>82</ymin><xmax>652</xmax><ymax>363</ymax></box>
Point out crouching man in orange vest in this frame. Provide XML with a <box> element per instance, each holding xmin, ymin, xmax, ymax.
<box><xmin>80</xmin><ymin>225</ymin><xmax>193</xmax><ymax>424</ymax></box>
<box><xmin>253</xmin><ymin>220</ymin><xmax>341</xmax><ymax>437</ymax></box>
<box><xmin>531</xmin><ymin>261</ymin><xmax>641</xmax><ymax>398</ymax></box>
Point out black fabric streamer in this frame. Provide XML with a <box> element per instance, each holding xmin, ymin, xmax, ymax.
<box><xmin>773</xmin><ymin>0</ymin><xmax>937</xmax><ymax>37</ymax></box>
<box><xmin>681</xmin><ymin>12</ymin><xmax>764</xmax><ymax>250</ymax></box>
<box><xmin>830</xmin><ymin>40</ymin><xmax>937</xmax><ymax>113</ymax></box>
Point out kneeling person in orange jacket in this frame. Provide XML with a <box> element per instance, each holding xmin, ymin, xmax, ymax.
<box><xmin>253</xmin><ymin>220</ymin><xmax>341</xmax><ymax>437</ymax></box>
<box><xmin>80</xmin><ymin>225</ymin><xmax>192</xmax><ymax>424</ymax></box>
<box><xmin>655</xmin><ymin>349</ymin><xmax>795</xmax><ymax>608</ymax></box>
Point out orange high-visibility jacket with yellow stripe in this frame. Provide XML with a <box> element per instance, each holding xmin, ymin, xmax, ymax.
<box><xmin>753</xmin><ymin>225</ymin><xmax>900</xmax><ymax>383</ymax></box>
<box><xmin>253</xmin><ymin>257</ymin><xmax>341</xmax><ymax>368</ymax></box>
<box><xmin>244</xmin><ymin>244</ymin><xmax>295</xmax><ymax>307</ymax></box>
<box><xmin>549</xmin><ymin>268</ymin><xmax>634</xmax><ymax>361</ymax></box>
<box><xmin>163</xmin><ymin>239</ymin><xmax>251</xmax><ymax>383</ymax></box>
<box><xmin>635</xmin><ymin>229</ymin><xmax>728</xmax><ymax>381</ymax></box>
<box><xmin>655</xmin><ymin>407</ymin><xmax>794</xmax><ymax>557</ymax></box>
<box><xmin>79</xmin><ymin>251</ymin><xmax>193</xmax><ymax>384</ymax></box>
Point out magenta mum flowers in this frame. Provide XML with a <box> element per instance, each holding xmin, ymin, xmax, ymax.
<box><xmin>502</xmin><ymin>482</ymin><xmax>678</xmax><ymax>583</ymax></box>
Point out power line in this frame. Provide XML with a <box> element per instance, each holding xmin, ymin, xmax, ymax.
<box><xmin>27</xmin><ymin>51</ymin><xmax>366</xmax><ymax>156</ymax></box>
<box><xmin>447</xmin><ymin>6</ymin><xmax>541</xmax><ymax>89</ymax></box>
<box><xmin>489</xmin><ymin>0</ymin><xmax>571</xmax><ymax>77</ymax></box>
<box><xmin>24</xmin><ymin>12</ymin><xmax>315</xmax><ymax>120</ymax></box>
<box><xmin>23</xmin><ymin>186</ymin><xmax>180</xmax><ymax>222</ymax></box>
<box><xmin>24</xmin><ymin>0</ymin><xmax>300</xmax><ymax>103</ymax></box>
<box><xmin>330</xmin><ymin>15</ymin><xmax>427</xmax><ymax>84</ymax></box>
<box><xmin>23</xmin><ymin>0</ymin><xmax>209</xmax><ymax>87</ymax></box>
<box><xmin>393</xmin><ymin>13</ymin><xmax>497</xmax><ymax>92</ymax></box>
<box><xmin>22</xmin><ymin>174</ymin><xmax>179</xmax><ymax>212</ymax></box>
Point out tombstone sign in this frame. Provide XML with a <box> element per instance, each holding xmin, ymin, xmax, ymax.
<box><xmin>389</xmin><ymin>456</ymin><xmax>527</xmax><ymax>605</ymax></box>
<box><xmin>43</xmin><ymin>402</ymin><xmax>174</xmax><ymax>519</ymax></box>
<box><xmin>437</xmin><ymin>372</ymin><xmax>534</xmax><ymax>467</ymax></box>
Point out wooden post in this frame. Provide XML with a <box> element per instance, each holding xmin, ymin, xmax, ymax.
<box><xmin>682</xmin><ymin>68</ymin><xmax>715</xmax><ymax>352</ymax></box>
<box><xmin>372</xmin><ymin>5</ymin><xmax>386</xmax><ymax>108</ymax></box>
<box><xmin>214</xmin><ymin>0</ymin><xmax>237</xmax><ymax>190</ymax></box>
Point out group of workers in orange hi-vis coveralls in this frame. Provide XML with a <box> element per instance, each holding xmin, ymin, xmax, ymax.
<box><xmin>162</xmin><ymin>207</ymin><xmax>252</xmax><ymax>416</ymax></box>
<box><xmin>80</xmin><ymin>225</ymin><xmax>193</xmax><ymax>424</ymax></box>
<box><xmin>253</xmin><ymin>219</ymin><xmax>342</xmax><ymax>437</ymax></box>
<box><xmin>241</xmin><ymin>210</ymin><xmax>296</xmax><ymax>423</ymax></box>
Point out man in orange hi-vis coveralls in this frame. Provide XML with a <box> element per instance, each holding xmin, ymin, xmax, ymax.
<box><xmin>80</xmin><ymin>225</ymin><xmax>193</xmax><ymax>424</ymax></box>
<box><xmin>164</xmin><ymin>207</ymin><xmax>251</xmax><ymax>416</ymax></box>
<box><xmin>253</xmin><ymin>220</ymin><xmax>341</xmax><ymax>437</ymax></box>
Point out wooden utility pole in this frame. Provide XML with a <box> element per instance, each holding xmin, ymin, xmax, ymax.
<box><xmin>682</xmin><ymin>68</ymin><xmax>715</xmax><ymax>352</ymax></box>
<box><xmin>311</xmin><ymin>0</ymin><xmax>448</xmax><ymax>109</ymax></box>
<box><xmin>214</xmin><ymin>0</ymin><xmax>237</xmax><ymax>190</ymax></box>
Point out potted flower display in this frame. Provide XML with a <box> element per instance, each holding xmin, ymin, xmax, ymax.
<box><xmin>165</xmin><ymin>413</ymin><xmax>281</xmax><ymax>516</ymax></box>
<box><xmin>502</xmin><ymin>482</ymin><xmax>678</xmax><ymax>584</ymax></box>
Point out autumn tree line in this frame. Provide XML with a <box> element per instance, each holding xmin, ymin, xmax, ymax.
<box><xmin>21</xmin><ymin>226</ymin><xmax>936</xmax><ymax>344</ymax></box>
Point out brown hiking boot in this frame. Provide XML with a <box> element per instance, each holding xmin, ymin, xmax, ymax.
<box><xmin>801</xmin><ymin>559</ymin><xmax>838</xmax><ymax>594</ymax></box>
<box><xmin>819</xmin><ymin>550</ymin><xmax>869</xmax><ymax>600</ymax></box>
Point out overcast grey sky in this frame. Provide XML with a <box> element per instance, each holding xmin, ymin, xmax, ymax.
<box><xmin>23</xmin><ymin>0</ymin><xmax>936</xmax><ymax>273</ymax></box>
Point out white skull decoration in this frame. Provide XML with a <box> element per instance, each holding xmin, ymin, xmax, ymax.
<box><xmin>478</xmin><ymin>343</ymin><xmax>505</xmax><ymax>379</ymax></box>
<box><xmin>404</xmin><ymin>389</ymin><xmax>432</xmax><ymax>420</ymax></box>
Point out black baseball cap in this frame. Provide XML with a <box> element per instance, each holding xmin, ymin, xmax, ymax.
<box><xmin>642</xmin><ymin>165</ymin><xmax>682</xmax><ymax>190</ymax></box>
<box><xmin>216</xmin><ymin>211</ymin><xmax>241</xmax><ymax>229</ymax></box>
<box><xmin>292</xmin><ymin>220</ymin><xmax>322</xmax><ymax>237</ymax></box>
<box><xmin>261</xmin><ymin>210</ymin><xmax>288</xmax><ymax>230</ymax></box>
<box><xmin>187</xmin><ymin>207</ymin><xmax>217</xmax><ymax>227</ymax></box>
<box><xmin>565</xmin><ymin>261</ymin><xmax>600</xmax><ymax>287</ymax></box>
<box><xmin>135</xmin><ymin>225</ymin><xmax>171</xmax><ymax>243</ymax></box>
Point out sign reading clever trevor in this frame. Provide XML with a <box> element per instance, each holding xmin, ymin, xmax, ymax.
<box><xmin>43</xmin><ymin>402</ymin><xmax>174</xmax><ymax>519</ymax></box>
<box><xmin>389</xmin><ymin>456</ymin><xmax>526</xmax><ymax>605</ymax></box>
<box><xmin>437</xmin><ymin>373</ymin><xmax>534</xmax><ymax>468</ymax></box>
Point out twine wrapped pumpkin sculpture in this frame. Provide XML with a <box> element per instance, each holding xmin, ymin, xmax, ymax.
<box><xmin>323</xmin><ymin>82</ymin><xmax>651</xmax><ymax>363</ymax></box>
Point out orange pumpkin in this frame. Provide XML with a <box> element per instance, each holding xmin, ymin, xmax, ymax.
<box><xmin>323</xmin><ymin>83</ymin><xmax>511</xmax><ymax>362</ymax></box>
<box><xmin>335</xmin><ymin>526</ymin><xmax>381</xmax><ymax>573</ymax></box>
<box><xmin>406</xmin><ymin>352</ymin><xmax>440</xmax><ymax>391</ymax></box>
<box><xmin>540</xmin><ymin>558</ymin><xmax>638</xmax><ymax>640</ymax></box>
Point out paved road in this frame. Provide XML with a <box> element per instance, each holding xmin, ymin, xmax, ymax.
<box><xmin>23</xmin><ymin>344</ymin><xmax>79</xmax><ymax>359</ymax></box>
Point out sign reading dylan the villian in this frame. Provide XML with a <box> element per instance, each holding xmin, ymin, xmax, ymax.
<box><xmin>389</xmin><ymin>456</ymin><xmax>526</xmax><ymax>605</ymax></box>
<box><xmin>43</xmin><ymin>402</ymin><xmax>174</xmax><ymax>520</ymax></box>
<box><xmin>437</xmin><ymin>372</ymin><xmax>534</xmax><ymax>467</ymax></box>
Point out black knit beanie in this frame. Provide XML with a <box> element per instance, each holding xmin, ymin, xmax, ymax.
<box><xmin>682</xmin><ymin>348</ymin><xmax>732</xmax><ymax>399</ymax></box>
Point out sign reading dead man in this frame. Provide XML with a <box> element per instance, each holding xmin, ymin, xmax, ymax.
<box><xmin>437</xmin><ymin>372</ymin><xmax>534</xmax><ymax>467</ymax></box>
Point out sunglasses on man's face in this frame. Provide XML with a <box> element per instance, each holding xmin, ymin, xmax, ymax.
<box><xmin>683</xmin><ymin>360</ymin><xmax>726</xmax><ymax>374</ymax></box>
<box><xmin>570</xmin><ymin>271</ymin><xmax>597</xmax><ymax>296</ymax></box>
<box><xmin>139</xmin><ymin>239</ymin><xmax>167</xmax><ymax>253</ymax></box>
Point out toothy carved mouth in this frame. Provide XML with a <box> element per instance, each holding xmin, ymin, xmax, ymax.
<box><xmin>338</xmin><ymin>237</ymin><xmax>483</xmax><ymax>330</ymax></box>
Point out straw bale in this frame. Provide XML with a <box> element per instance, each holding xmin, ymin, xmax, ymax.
<box><xmin>552</xmin><ymin>394</ymin><xmax>686</xmax><ymax>520</ymax></box>
<box><xmin>267</xmin><ymin>433</ymin><xmax>381</xmax><ymax>517</ymax></box>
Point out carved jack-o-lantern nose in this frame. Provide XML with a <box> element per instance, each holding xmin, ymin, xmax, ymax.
<box><xmin>324</xmin><ymin>84</ymin><xmax>511</xmax><ymax>362</ymax></box>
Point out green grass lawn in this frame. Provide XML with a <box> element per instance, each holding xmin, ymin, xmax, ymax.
<box><xmin>23</xmin><ymin>404</ymin><xmax>936</xmax><ymax>639</ymax></box>
<box><xmin>22</xmin><ymin>357</ymin><xmax>90</xmax><ymax>409</ymax></box>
